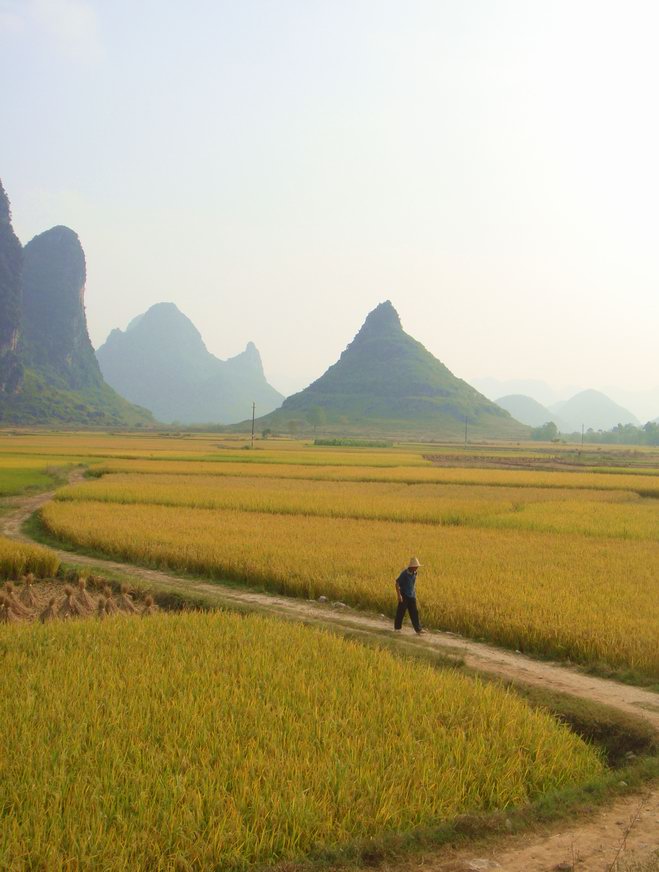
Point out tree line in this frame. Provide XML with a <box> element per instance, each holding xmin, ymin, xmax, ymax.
<box><xmin>531</xmin><ymin>420</ymin><xmax>659</xmax><ymax>445</ymax></box>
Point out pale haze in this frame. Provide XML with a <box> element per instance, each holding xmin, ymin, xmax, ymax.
<box><xmin>2</xmin><ymin>0</ymin><xmax>658</xmax><ymax>411</ymax></box>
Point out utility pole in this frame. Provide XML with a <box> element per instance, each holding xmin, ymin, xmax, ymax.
<box><xmin>251</xmin><ymin>402</ymin><xmax>256</xmax><ymax>449</ymax></box>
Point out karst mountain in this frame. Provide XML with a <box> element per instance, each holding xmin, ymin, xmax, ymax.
<box><xmin>247</xmin><ymin>301</ymin><xmax>527</xmax><ymax>439</ymax></box>
<box><xmin>0</xmin><ymin>180</ymin><xmax>23</xmax><ymax>396</ymax></box>
<box><xmin>0</xmin><ymin>179</ymin><xmax>153</xmax><ymax>426</ymax></box>
<box><xmin>96</xmin><ymin>303</ymin><xmax>283</xmax><ymax>424</ymax></box>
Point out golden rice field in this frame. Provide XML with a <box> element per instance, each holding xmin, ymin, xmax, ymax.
<box><xmin>41</xmin><ymin>499</ymin><xmax>659</xmax><ymax>678</ymax></box>
<box><xmin>88</xmin><ymin>457</ymin><xmax>659</xmax><ymax>496</ymax></box>
<box><xmin>0</xmin><ymin>431</ymin><xmax>656</xmax><ymax>472</ymax></box>
<box><xmin>0</xmin><ymin>611</ymin><xmax>604</xmax><ymax>871</ymax></box>
<box><xmin>3</xmin><ymin>433</ymin><xmax>658</xmax><ymax>678</ymax></box>
<box><xmin>0</xmin><ymin>535</ymin><xmax>60</xmax><ymax>579</ymax></box>
<box><xmin>0</xmin><ymin>434</ymin><xmax>429</xmax><ymax>466</ymax></box>
<box><xmin>55</xmin><ymin>472</ymin><xmax>659</xmax><ymax>540</ymax></box>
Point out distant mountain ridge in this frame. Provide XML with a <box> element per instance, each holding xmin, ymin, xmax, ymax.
<box><xmin>550</xmin><ymin>390</ymin><xmax>638</xmax><ymax>432</ymax></box>
<box><xmin>96</xmin><ymin>303</ymin><xmax>283</xmax><ymax>424</ymax></box>
<box><xmin>495</xmin><ymin>395</ymin><xmax>567</xmax><ymax>430</ymax></box>
<box><xmin>0</xmin><ymin>179</ymin><xmax>153</xmax><ymax>426</ymax></box>
<box><xmin>245</xmin><ymin>301</ymin><xmax>528</xmax><ymax>439</ymax></box>
<box><xmin>494</xmin><ymin>390</ymin><xmax>640</xmax><ymax>433</ymax></box>
<box><xmin>473</xmin><ymin>377</ymin><xmax>657</xmax><ymax>425</ymax></box>
<box><xmin>599</xmin><ymin>386</ymin><xmax>659</xmax><ymax>425</ymax></box>
<box><xmin>471</xmin><ymin>377</ymin><xmax>570</xmax><ymax>408</ymax></box>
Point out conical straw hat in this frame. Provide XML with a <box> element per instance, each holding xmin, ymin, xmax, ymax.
<box><xmin>408</xmin><ymin>556</ymin><xmax>421</xmax><ymax>568</ymax></box>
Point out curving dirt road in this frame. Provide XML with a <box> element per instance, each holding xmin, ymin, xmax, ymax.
<box><xmin>2</xmin><ymin>475</ymin><xmax>657</xmax><ymax>871</ymax></box>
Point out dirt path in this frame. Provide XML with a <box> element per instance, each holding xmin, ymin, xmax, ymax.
<box><xmin>392</xmin><ymin>789</ymin><xmax>659</xmax><ymax>871</ymax></box>
<box><xmin>2</xmin><ymin>475</ymin><xmax>658</xmax><ymax>871</ymax></box>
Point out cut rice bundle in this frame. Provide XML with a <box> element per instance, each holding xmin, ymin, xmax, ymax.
<box><xmin>40</xmin><ymin>597</ymin><xmax>57</xmax><ymax>623</ymax></box>
<box><xmin>4</xmin><ymin>582</ymin><xmax>32</xmax><ymax>618</ymax></box>
<box><xmin>75</xmin><ymin>577</ymin><xmax>95</xmax><ymax>612</ymax></box>
<box><xmin>19</xmin><ymin>577</ymin><xmax>38</xmax><ymax>608</ymax></box>
<box><xmin>116</xmin><ymin>584</ymin><xmax>138</xmax><ymax>614</ymax></box>
<box><xmin>103</xmin><ymin>587</ymin><xmax>118</xmax><ymax>615</ymax></box>
<box><xmin>57</xmin><ymin>586</ymin><xmax>84</xmax><ymax>619</ymax></box>
<box><xmin>0</xmin><ymin>596</ymin><xmax>20</xmax><ymax>623</ymax></box>
<box><xmin>142</xmin><ymin>594</ymin><xmax>158</xmax><ymax>617</ymax></box>
<box><xmin>96</xmin><ymin>596</ymin><xmax>107</xmax><ymax>620</ymax></box>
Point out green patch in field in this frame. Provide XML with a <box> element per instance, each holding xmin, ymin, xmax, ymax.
<box><xmin>0</xmin><ymin>466</ymin><xmax>55</xmax><ymax>496</ymax></box>
<box><xmin>314</xmin><ymin>438</ymin><xmax>394</xmax><ymax>448</ymax></box>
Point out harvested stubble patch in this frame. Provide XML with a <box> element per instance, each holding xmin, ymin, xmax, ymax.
<box><xmin>0</xmin><ymin>576</ymin><xmax>153</xmax><ymax>624</ymax></box>
<box><xmin>0</xmin><ymin>612</ymin><xmax>604</xmax><ymax>871</ymax></box>
<box><xmin>56</xmin><ymin>472</ymin><xmax>659</xmax><ymax>541</ymax></box>
<box><xmin>40</xmin><ymin>500</ymin><xmax>659</xmax><ymax>678</ymax></box>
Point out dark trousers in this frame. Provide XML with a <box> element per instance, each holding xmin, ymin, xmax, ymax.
<box><xmin>395</xmin><ymin>595</ymin><xmax>421</xmax><ymax>631</ymax></box>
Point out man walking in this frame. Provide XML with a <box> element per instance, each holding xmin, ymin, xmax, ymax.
<box><xmin>394</xmin><ymin>556</ymin><xmax>426</xmax><ymax>634</ymax></box>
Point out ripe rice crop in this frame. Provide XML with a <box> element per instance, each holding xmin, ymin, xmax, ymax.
<box><xmin>0</xmin><ymin>612</ymin><xmax>604</xmax><ymax>870</ymax></box>
<box><xmin>56</xmin><ymin>473</ymin><xmax>659</xmax><ymax>541</ymax></box>
<box><xmin>0</xmin><ymin>435</ymin><xmax>428</xmax><ymax>467</ymax></box>
<box><xmin>481</xmin><ymin>497</ymin><xmax>659</xmax><ymax>540</ymax></box>
<box><xmin>0</xmin><ymin>434</ymin><xmax>219</xmax><ymax>457</ymax></box>
<box><xmin>196</xmin><ymin>448</ymin><xmax>431</xmax><ymax>467</ymax></box>
<box><xmin>88</xmin><ymin>458</ymin><xmax>659</xmax><ymax>496</ymax></box>
<box><xmin>0</xmin><ymin>535</ymin><xmax>60</xmax><ymax>579</ymax></box>
<box><xmin>41</xmin><ymin>501</ymin><xmax>659</xmax><ymax>678</ymax></box>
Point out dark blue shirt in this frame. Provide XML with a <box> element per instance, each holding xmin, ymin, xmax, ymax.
<box><xmin>396</xmin><ymin>569</ymin><xmax>417</xmax><ymax>598</ymax></box>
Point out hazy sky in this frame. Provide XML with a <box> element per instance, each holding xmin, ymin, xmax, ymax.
<box><xmin>2</xmin><ymin>0</ymin><xmax>658</xmax><ymax>403</ymax></box>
